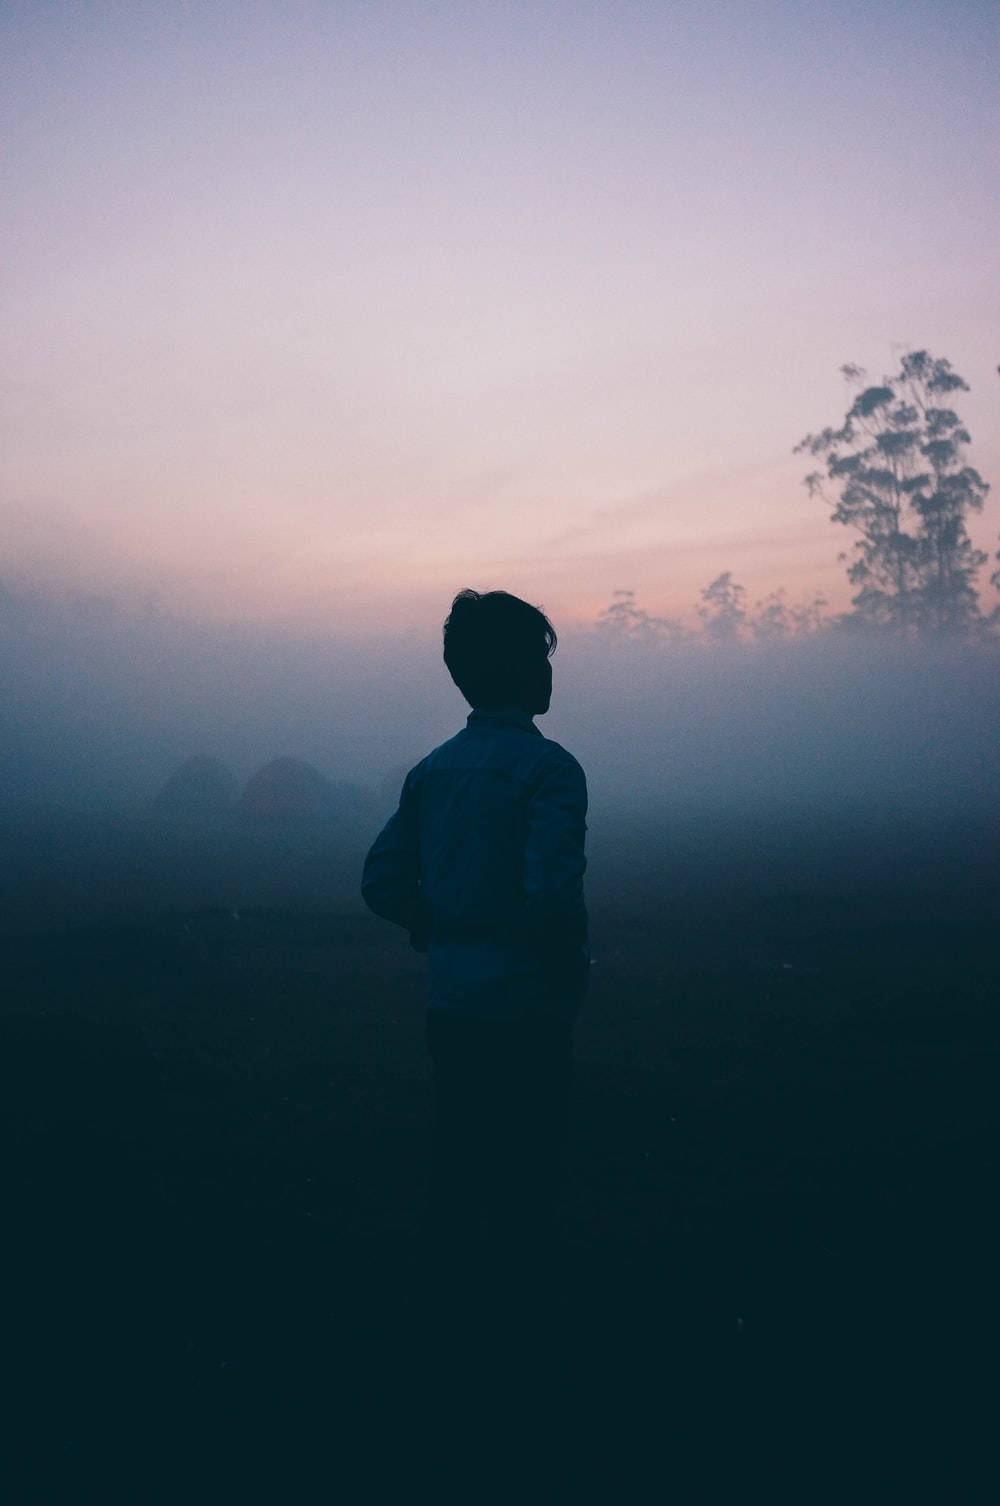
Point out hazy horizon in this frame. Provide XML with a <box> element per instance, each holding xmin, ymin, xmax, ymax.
<box><xmin>4</xmin><ymin>578</ymin><xmax>999</xmax><ymax>839</ymax></box>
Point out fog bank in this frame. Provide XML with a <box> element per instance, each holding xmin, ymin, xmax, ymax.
<box><xmin>3</xmin><ymin>584</ymin><xmax>998</xmax><ymax>828</ymax></box>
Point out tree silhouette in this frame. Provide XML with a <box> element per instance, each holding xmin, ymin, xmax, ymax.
<box><xmin>596</xmin><ymin>589</ymin><xmax>686</xmax><ymax>641</ymax></box>
<box><xmin>595</xmin><ymin>582</ymin><xmax>828</xmax><ymax>643</ymax></box>
<box><xmin>795</xmin><ymin>351</ymin><xmax>990</xmax><ymax>636</ymax></box>
<box><xmin>697</xmin><ymin>572</ymin><xmax>747</xmax><ymax>642</ymax></box>
<box><xmin>746</xmin><ymin>588</ymin><xmax>827</xmax><ymax>641</ymax></box>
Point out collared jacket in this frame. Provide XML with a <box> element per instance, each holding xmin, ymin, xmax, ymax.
<box><xmin>361</xmin><ymin>707</ymin><xmax>589</xmax><ymax>1020</ymax></box>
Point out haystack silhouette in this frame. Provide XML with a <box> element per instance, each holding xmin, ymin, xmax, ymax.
<box><xmin>237</xmin><ymin>757</ymin><xmax>337</xmax><ymax>821</ymax></box>
<box><xmin>151</xmin><ymin>755</ymin><xmax>239</xmax><ymax>817</ymax></box>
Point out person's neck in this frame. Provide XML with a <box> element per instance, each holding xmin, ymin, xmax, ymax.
<box><xmin>470</xmin><ymin>705</ymin><xmax>535</xmax><ymax>720</ymax></box>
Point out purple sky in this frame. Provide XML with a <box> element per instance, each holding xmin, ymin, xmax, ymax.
<box><xmin>3</xmin><ymin>0</ymin><xmax>998</xmax><ymax>632</ymax></box>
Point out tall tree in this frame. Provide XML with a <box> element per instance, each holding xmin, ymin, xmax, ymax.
<box><xmin>795</xmin><ymin>351</ymin><xmax>990</xmax><ymax>635</ymax></box>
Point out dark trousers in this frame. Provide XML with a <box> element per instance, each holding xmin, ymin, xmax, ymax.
<box><xmin>425</xmin><ymin>1009</ymin><xmax>574</xmax><ymax>1265</ymax></box>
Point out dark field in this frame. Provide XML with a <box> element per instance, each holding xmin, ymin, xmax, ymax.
<box><xmin>4</xmin><ymin>811</ymin><xmax>998</xmax><ymax>1500</ymax></box>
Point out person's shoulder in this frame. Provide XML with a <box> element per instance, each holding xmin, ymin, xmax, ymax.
<box><xmin>398</xmin><ymin>751</ymin><xmax>432</xmax><ymax>791</ymax></box>
<box><xmin>529</xmin><ymin>736</ymin><xmax>587</xmax><ymax>814</ymax></box>
<box><xmin>424</xmin><ymin>725</ymin><xmax>468</xmax><ymax>758</ymax></box>
<box><xmin>419</xmin><ymin>727</ymin><xmax>474</xmax><ymax>775</ymax></box>
<box><xmin>533</xmin><ymin>733</ymin><xmax>586</xmax><ymax>782</ymax></box>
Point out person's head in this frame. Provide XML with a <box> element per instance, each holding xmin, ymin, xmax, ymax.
<box><xmin>443</xmin><ymin>589</ymin><xmax>556</xmax><ymax>715</ymax></box>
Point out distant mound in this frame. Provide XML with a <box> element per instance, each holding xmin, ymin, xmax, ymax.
<box><xmin>237</xmin><ymin>757</ymin><xmax>338</xmax><ymax>821</ymax></box>
<box><xmin>151</xmin><ymin>756</ymin><xmax>239</xmax><ymax>817</ymax></box>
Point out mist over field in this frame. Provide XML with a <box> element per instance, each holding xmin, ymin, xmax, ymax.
<box><xmin>7</xmin><ymin>580</ymin><xmax>1000</xmax><ymax>809</ymax></box>
<box><xmin>3</xmin><ymin>578</ymin><xmax>998</xmax><ymax>929</ymax></box>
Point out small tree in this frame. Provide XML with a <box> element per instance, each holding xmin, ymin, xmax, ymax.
<box><xmin>697</xmin><ymin>572</ymin><xmax>747</xmax><ymax>642</ymax></box>
<box><xmin>789</xmin><ymin>593</ymin><xmax>829</xmax><ymax>638</ymax></box>
<box><xmin>795</xmin><ymin>351</ymin><xmax>990</xmax><ymax>635</ymax></box>
<box><xmin>749</xmin><ymin>589</ymin><xmax>790</xmax><ymax>641</ymax></box>
<box><xmin>596</xmin><ymin>589</ymin><xmax>686</xmax><ymax>642</ymax></box>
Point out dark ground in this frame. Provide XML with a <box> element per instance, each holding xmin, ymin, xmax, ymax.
<box><xmin>3</xmin><ymin>814</ymin><xmax>998</xmax><ymax>1501</ymax></box>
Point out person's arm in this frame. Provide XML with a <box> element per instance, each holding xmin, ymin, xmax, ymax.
<box><xmin>361</xmin><ymin>767</ymin><xmax>430</xmax><ymax>950</ymax></box>
<box><xmin>523</xmin><ymin>755</ymin><xmax>590</xmax><ymax>999</ymax></box>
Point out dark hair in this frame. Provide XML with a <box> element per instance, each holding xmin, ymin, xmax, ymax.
<box><xmin>443</xmin><ymin>589</ymin><xmax>557</xmax><ymax>708</ymax></box>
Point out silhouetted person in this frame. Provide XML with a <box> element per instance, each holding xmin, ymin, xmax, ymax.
<box><xmin>361</xmin><ymin>589</ymin><xmax>589</xmax><ymax>1315</ymax></box>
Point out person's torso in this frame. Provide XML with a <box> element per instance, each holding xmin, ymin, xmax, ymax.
<box><xmin>411</xmin><ymin>710</ymin><xmax>580</xmax><ymax>1017</ymax></box>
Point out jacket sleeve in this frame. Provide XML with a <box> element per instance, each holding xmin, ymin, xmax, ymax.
<box><xmin>361</xmin><ymin>767</ymin><xmax>430</xmax><ymax>950</ymax></box>
<box><xmin>523</xmin><ymin>755</ymin><xmax>590</xmax><ymax>998</ymax></box>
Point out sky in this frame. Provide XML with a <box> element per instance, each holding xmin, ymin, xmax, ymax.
<box><xmin>2</xmin><ymin>0</ymin><xmax>998</xmax><ymax>633</ymax></box>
